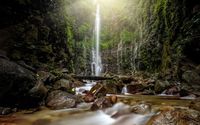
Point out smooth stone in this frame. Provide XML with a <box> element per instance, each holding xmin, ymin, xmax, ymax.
<box><xmin>182</xmin><ymin>70</ymin><xmax>200</xmax><ymax>85</ymax></box>
<box><xmin>46</xmin><ymin>90</ymin><xmax>76</xmax><ymax>110</ymax></box>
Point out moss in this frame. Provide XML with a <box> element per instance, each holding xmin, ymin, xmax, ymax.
<box><xmin>40</xmin><ymin>45</ymin><xmax>53</xmax><ymax>54</ymax></box>
<box><xmin>40</xmin><ymin>26</ymin><xmax>50</xmax><ymax>40</ymax></box>
<box><xmin>25</xmin><ymin>25</ymin><xmax>38</xmax><ymax>44</ymax></box>
<box><xmin>161</xmin><ymin>41</ymin><xmax>171</xmax><ymax>73</ymax></box>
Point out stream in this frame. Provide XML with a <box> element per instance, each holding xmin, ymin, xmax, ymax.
<box><xmin>0</xmin><ymin>93</ymin><xmax>198</xmax><ymax>125</ymax></box>
<box><xmin>0</xmin><ymin>0</ymin><xmax>200</xmax><ymax>125</ymax></box>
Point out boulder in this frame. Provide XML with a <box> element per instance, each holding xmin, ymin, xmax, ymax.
<box><xmin>154</xmin><ymin>80</ymin><xmax>171</xmax><ymax>93</ymax></box>
<box><xmin>131</xmin><ymin>103</ymin><xmax>151</xmax><ymax>114</ymax></box>
<box><xmin>83</xmin><ymin>94</ymin><xmax>95</xmax><ymax>102</ymax></box>
<box><xmin>103</xmin><ymin>82</ymin><xmax>118</xmax><ymax>94</ymax></box>
<box><xmin>46</xmin><ymin>90</ymin><xmax>76</xmax><ymax>109</ymax></box>
<box><xmin>53</xmin><ymin>79</ymin><xmax>71</xmax><ymax>90</ymax></box>
<box><xmin>163</xmin><ymin>86</ymin><xmax>180</xmax><ymax>95</ymax></box>
<box><xmin>89</xmin><ymin>83</ymin><xmax>107</xmax><ymax>97</ymax></box>
<box><xmin>147</xmin><ymin>108</ymin><xmax>200</xmax><ymax>125</ymax></box>
<box><xmin>182</xmin><ymin>70</ymin><xmax>200</xmax><ymax>85</ymax></box>
<box><xmin>0</xmin><ymin>58</ymin><xmax>39</xmax><ymax>107</ymax></box>
<box><xmin>29</xmin><ymin>80</ymin><xmax>48</xmax><ymax>102</ymax></box>
<box><xmin>0</xmin><ymin>107</ymin><xmax>13</xmax><ymax>115</ymax></box>
<box><xmin>126</xmin><ymin>84</ymin><xmax>146</xmax><ymax>94</ymax></box>
<box><xmin>118</xmin><ymin>76</ymin><xmax>135</xmax><ymax>84</ymax></box>
<box><xmin>37</xmin><ymin>71</ymin><xmax>56</xmax><ymax>85</ymax></box>
<box><xmin>91</xmin><ymin>97</ymin><xmax>113</xmax><ymax>111</ymax></box>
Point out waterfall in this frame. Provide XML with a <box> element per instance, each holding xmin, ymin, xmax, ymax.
<box><xmin>133</xmin><ymin>42</ymin><xmax>139</xmax><ymax>72</ymax></box>
<box><xmin>132</xmin><ymin>20</ymin><xmax>143</xmax><ymax>72</ymax></box>
<box><xmin>91</xmin><ymin>4</ymin><xmax>102</xmax><ymax>76</ymax></box>
<box><xmin>121</xmin><ymin>85</ymin><xmax>128</xmax><ymax>94</ymax></box>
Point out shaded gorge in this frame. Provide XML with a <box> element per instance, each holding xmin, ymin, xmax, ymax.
<box><xmin>0</xmin><ymin>0</ymin><xmax>200</xmax><ymax>125</ymax></box>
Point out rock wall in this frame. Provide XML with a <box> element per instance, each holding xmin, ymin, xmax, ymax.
<box><xmin>0</xmin><ymin>0</ymin><xmax>74</xmax><ymax>71</ymax></box>
<box><xmin>140</xmin><ymin>0</ymin><xmax>200</xmax><ymax>79</ymax></box>
<box><xmin>102</xmin><ymin>0</ymin><xmax>200</xmax><ymax>79</ymax></box>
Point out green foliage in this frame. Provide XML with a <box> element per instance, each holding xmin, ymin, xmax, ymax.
<box><xmin>120</xmin><ymin>30</ymin><xmax>134</xmax><ymax>44</ymax></box>
<box><xmin>78</xmin><ymin>23</ymin><xmax>91</xmax><ymax>38</ymax></box>
<box><xmin>161</xmin><ymin>41</ymin><xmax>171</xmax><ymax>73</ymax></box>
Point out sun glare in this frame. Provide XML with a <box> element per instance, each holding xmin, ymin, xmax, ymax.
<box><xmin>93</xmin><ymin>0</ymin><xmax>117</xmax><ymax>5</ymax></box>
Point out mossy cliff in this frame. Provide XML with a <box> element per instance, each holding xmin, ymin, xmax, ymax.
<box><xmin>101</xmin><ymin>0</ymin><xmax>200</xmax><ymax>79</ymax></box>
<box><xmin>140</xmin><ymin>0</ymin><xmax>200</xmax><ymax>78</ymax></box>
<box><xmin>0</xmin><ymin>0</ymin><xmax>199</xmax><ymax>77</ymax></box>
<box><xmin>0</xmin><ymin>0</ymin><xmax>75</xmax><ymax>71</ymax></box>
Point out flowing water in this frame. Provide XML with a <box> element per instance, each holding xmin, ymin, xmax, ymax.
<box><xmin>121</xmin><ymin>85</ymin><xmax>128</xmax><ymax>94</ymax></box>
<box><xmin>75</xmin><ymin>81</ymin><xmax>96</xmax><ymax>95</ymax></box>
<box><xmin>77</xmin><ymin>3</ymin><xmax>103</xmax><ymax>94</ymax></box>
<box><xmin>91</xmin><ymin>3</ymin><xmax>102</xmax><ymax>76</ymax></box>
<box><xmin>1</xmin><ymin>95</ymin><xmax>194</xmax><ymax>125</ymax></box>
<box><xmin>82</xmin><ymin>2</ymin><xmax>103</xmax><ymax>94</ymax></box>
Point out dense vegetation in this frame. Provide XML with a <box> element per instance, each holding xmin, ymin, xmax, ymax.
<box><xmin>66</xmin><ymin>0</ymin><xmax>200</xmax><ymax>79</ymax></box>
<box><xmin>0</xmin><ymin>0</ymin><xmax>200</xmax><ymax>119</ymax></box>
<box><xmin>0</xmin><ymin>0</ymin><xmax>199</xmax><ymax>78</ymax></box>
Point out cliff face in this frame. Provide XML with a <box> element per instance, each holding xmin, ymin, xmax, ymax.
<box><xmin>102</xmin><ymin>0</ymin><xmax>200</xmax><ymax>78</ymax></box>
<box><xmin>0</xmin><ymin>0</ymin><xmax>199</xmax><ymax>78</ymax></box>
<box><xmin>140</xmin><ymin>0</ymin><xmax>200</xmax><ymax>77</ymax></box>
<box><xmin>0</xmin><ymin>0</ymin><xmax>74</xmax><ymax>71</ymax></box>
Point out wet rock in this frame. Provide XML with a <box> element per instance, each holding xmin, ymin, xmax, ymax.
<box><xmin>142</xmin><ymin>79</ymin><xmax>156</xmax><ymax>86</ymax></box>
<box><xmin>147</xmin><ymin>108</ymin><xmax>200</xmax><ymax>125</ymax></box>
<box><xmin>189</xmin><ymin>98</ymin><xmax>200</xmax><ymax>111</ymax></box>
<box><xmin>103</xmin><ymin>82</ymin><xmax>118</xmax><ymax>94</ymax></box>
<box><xmin>83</xmin><ymin>94</ymin><xmax>95</xmax><ymax>103</ymax></box>
<box><xmin>72</xmin><ymin>80</ymin><xmax>84</xmax><ymax>88</ymax></box>
<box><xmin>37</xmin><ymin>71</ymin><xmax>51</xmax><ymax>80</ymax></box>
<box><xmin>182</xmin><ymin>70</ymin><xmax>200</xmax><ymax>85</ymax></box>
<box><xmin>29</xmin><ymin>80</ymin><xmax>48</xmax><ymax>102</ymax></box>
<box><xmin>37</xmin><ymin>71</ymin><xmax>56</xmax><ymax>85</ymax></box>
<box><xmin>126</xmin><ymin>84</ymin><xmax>145</xmax><ymax>94</ymax></box>
<box><xmin>163</xmin><ymin>86</ymin><xmax>180</xmax><ymax>95</ymax></box>
<box><xmin>154</xmin><ymin>80</ymin><xmax>171</xmax><ymax>93</ymax></box>
<box><xmin>91</xmin><ymin>97</ymin><xmax>113</xmax><ymax>111</ymax></box>
<box><xmin>104</xmin><ymin>79</ymin><xmax>123</xmax><ymax>93</ymax></box>
<box><xmin>118</xmin><ymin>76</ymin><xmax>135</xmax><ymax>84</ymax></box>
<box><xmin>53</xmin><ymin>79</ymin><xmax>72</xmax><ymax>91</ymax></box>
<box><xmin>58</xmin><ymin>74</ymin><xmax>84</xmax><ymax>87</ymax></box>
<box><xmin>0</xmin><ymin>58</ymin><xmax>38</xmax><ymax>107</ymax></box>
<box><xmin>141</xmin><ymin>89</ymin><xmax>155</xmax><ymax>95</ymax></box>
<box><xmin>109</xmin><ymin>95</ymin><xmax>118</xmax><ymax>104</ymax></box>
<box><xmin>0</xmin><ymin>107</ymin><xmax>12</xmax><ymax>115</ymax></box>
<box><xmin>131</xmin><ymin>103</ymin><xmax>151</xmax><ymax>114</ymax></box>
<box><xmin>17</xmin><ymin>60</ymin><xmax>36</xmax><ymax>73</ymax></box>
<box><xmin>46</xmin><ymin>90</ymin><xmax>76</xmax><ymax>109</ymax></box>
<box><xmin>89</xmin><ymin>83</ymin><xmax>107</xmax><ymax>97</ymax></box>
<box><xmin>180</xmin><ymin>83</ymin><xmax>200</xmax><ymax>97</ymax></box>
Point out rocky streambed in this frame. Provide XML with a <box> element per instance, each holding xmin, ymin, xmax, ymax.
<box><xmin>0</xmin><ymin>95</ymin><xmax>199</xmax><ymax>125</ymax></box>
<box><xmin>0</xmin><ymin>58</ymin><xmax>200</xmax><ymax>125</ymax></box>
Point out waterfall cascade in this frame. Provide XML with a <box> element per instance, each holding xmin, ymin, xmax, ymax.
<box><xmin>76</xmin><ymin>2</ymin><xmax>102</xmax><ymax>95</ymax></box>
<box><xmin>91</xmin><ymin>4</ymin><xmax>102</xmax><ymax>76</ymax></box>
